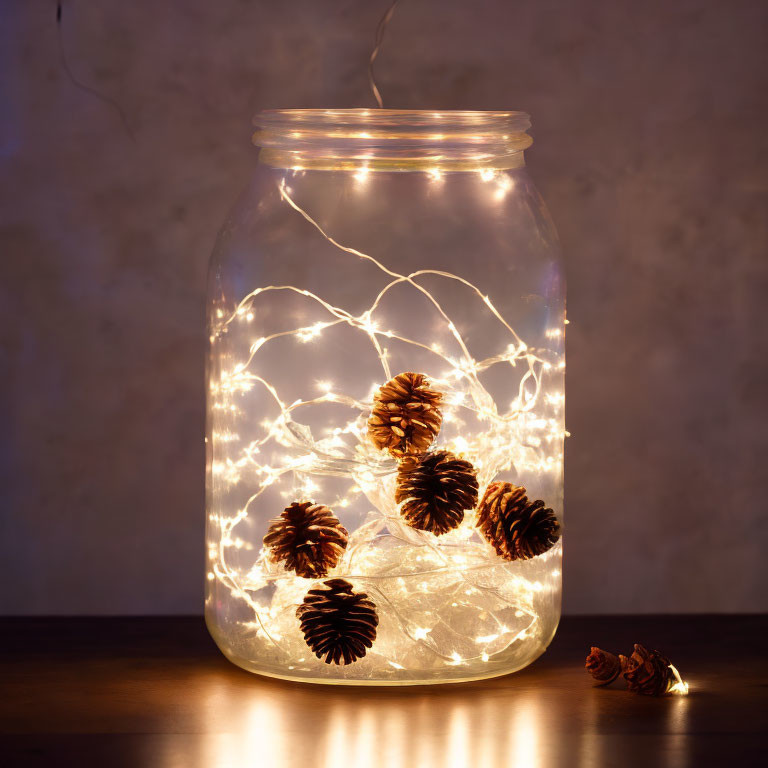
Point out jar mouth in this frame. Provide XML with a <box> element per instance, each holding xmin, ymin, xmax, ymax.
<box><xmin>253</xmin><ymin>109</ymin><xmax>532</xmax><ymax>172</ymax></box>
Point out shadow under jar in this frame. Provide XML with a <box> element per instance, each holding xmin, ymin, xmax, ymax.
<box><xmin>205</xmin><ymin>109</ymin><xmax>565</xmax><ymax>685</ymax></box>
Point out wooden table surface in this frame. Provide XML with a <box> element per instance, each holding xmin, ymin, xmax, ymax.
<box><xmin>1</xmin><ymin>615</ymin><xmax>766</xmax><ymax>767</ymax></box>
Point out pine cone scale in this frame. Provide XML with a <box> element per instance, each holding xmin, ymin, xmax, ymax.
<box><xmin>305</xmin><ymin>525</ymin><xmax>346</xmax><ymax>540</ymax></box>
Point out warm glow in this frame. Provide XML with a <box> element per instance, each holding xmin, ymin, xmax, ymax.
<box><xmin>668</xmin><ymin>664</ymin><xmax>689</xmax><ymax>695</ymax></box>
<box><xmin>206</xmin><ymin>175</ymin><xmax>564</xmax><ymax>680</ymax></box>
<box><xmin>493</xmin><ymin>174</ymin><xmax>514</xmax><ymax>200</ymax></box>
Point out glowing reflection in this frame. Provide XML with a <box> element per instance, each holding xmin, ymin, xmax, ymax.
<box><xmin>577</xmin><ymin>687</ymin><xmax>603</xmax><ymax>768</ymax></box>
<box><xmin>187</xmin><ymin>676</ymin><xmax>556</xmax><ymax>768</ymax></box>
<box><xmin>664</xmin><ymin>689</ymin><xmax>691</xmax><ymax>768</ymax></box>
<box><xmin>324</xmin><ymin>703</ymin><xmax>348</xmax><ymax>767</ymax></box>
<box><xmin>509</xmin><ymin>697</ymin><xmax>542</xmax><ymax>768</ymax></box>
<box><xmin>447</xmin><ymin>704</ymin><xmax>471</xmax><ymax>768</ymax></box>
<box><xmin>380</xmin><ymin>703</ymin><xmax>407</xmax><ymax>768</ymax></box>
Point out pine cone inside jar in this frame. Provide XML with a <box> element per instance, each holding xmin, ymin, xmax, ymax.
<box><xmin>367</xmin><ymin>372</ymin><xmax>443</xmax><ymax>458</ymax></box>
<box><xmin>395</xmin><ymin>450</ymin><xmax>478</xmax><ymax>535</ymax></box>
<box><xmin>296</xmin><ymin>579</ymin><xmax>379</xmax><ymax>665</ymax></box>
<box><xmin>623</xmin><ymin>643</ymin><xmax>674</xmax><ymax>696</ymax></box>
<box><xmin>585</xmin><ymin>646</ymin><xmax>627</xmax><ymax>685</ymax></box>
<box><xmin>263</xmin><ymin>502</ymin><xmax>348</xmax><ymax>579</ymax></box>
<box><xmin>476</xmin><ymin>481</ymin><xmax>560</xmax><ymax>561</ymax></box>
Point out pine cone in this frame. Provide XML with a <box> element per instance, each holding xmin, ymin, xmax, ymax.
<box><xmin>623</xmin><ymin>643</ymin><xmax>674</xmax><ymax>696</ymax></box>
<box><xmin>296</xmin><ymin>579</ymin><xmax>379</xmax><ymax>665</ymax></box>
<box><xmin>395</xmin><ymin>450</ymin><xmax>478</xmax><ymax>535</ymax></box>
<box><xmin>367</xmin><ymin>372</ymin><xmax>443</xmax><ymax>457</ymax></box>
<box><xmin>263</xmin><ymin>502</ymin><xmax>348</xmax><ymax>579</ymax></box>
<box><xmin>476</xmin><ymin>481</ymin><xmax>560</xmax><ymax>560</ymax></box>
<box><xmin>585</xmin><ymin>646</ymin><xmax>627</xmax><ymax>685</ymax></box>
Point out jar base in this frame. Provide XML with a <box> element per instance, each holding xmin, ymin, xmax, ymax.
<box><xmin>209</xmin><ymin>615</ymin><xmax>560</xmax><ymax>687</ymax></box>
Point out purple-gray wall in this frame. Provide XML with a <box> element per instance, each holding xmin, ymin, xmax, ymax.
<box><xmin>1</xmin><ymin>0</ymin><xmax>766</xmax><ymax>614</ymax></box>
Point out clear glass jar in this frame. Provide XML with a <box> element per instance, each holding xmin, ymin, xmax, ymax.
<box><xmin>205</xmin><ymin>110</ymin><xmax>565</xmax><ymax>685</ymax></box>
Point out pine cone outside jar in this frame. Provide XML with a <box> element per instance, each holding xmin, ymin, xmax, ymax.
<box><xmin>263</xmin><ymin>502</ymin><xmax>348</xmax><ymax>578</ymax></box>
<box><xmin>395</xmin><ymin>450</ymin><xmax>478</xmax><ymax>535</ymax></box>
<box><xmin>296</xmin><ymin>579</ymin><xmax>379</xmax><ymax>665</ymax></box>
<box><xmin>476</xmin><ymin>481</ymin><xmax>560</xmax><ymax>561</ymax></box>
<box><xmin>585</xmin><ymin>646</ymin><xmax>627</xmax><ymax>685</ymax></box>
<box><xmin>367</xmin><ymin>372</ymin><xmax>443</xmax><ymax>458</ymax></box>
<box><xmin>623</xmin><ymin>643</ymin><xmax>674</xmax><ymax>696</ymax></box>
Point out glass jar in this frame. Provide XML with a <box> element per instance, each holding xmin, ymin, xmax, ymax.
<box><xmin>205</xmin><ymin>110</ymin><xmax>565</xmax><ymax>685</ymax></box>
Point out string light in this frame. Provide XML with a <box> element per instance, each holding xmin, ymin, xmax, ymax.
<box><xmin>668</xmin><ymin>664</ymin><xmax>689</xmax><ymax>695</ymax></box>
<box><xmin>207</xmin><ymin>174</ymin><xmax>565</xmax><ymax>674</ymax></box>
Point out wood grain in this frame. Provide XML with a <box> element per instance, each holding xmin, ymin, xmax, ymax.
<box><xmin>1</xmin><ymin>615</ymin><xmax>766</xmax><ymax>767</ymax></box>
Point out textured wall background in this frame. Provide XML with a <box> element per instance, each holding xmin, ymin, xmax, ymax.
<box><xmin>1</xmin><ymin>0</ymin><xmax>766</xmax><ymax>614</ymax></box>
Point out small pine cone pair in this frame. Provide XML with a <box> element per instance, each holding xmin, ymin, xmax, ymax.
<box><xmin>368</xmin><ymin>372</ymin><xmax>443</xmax><ymax>458</ymax></box>
<box><xmin>265</xmin><ymin>509</ymin><xmax>379</xmax><ymax>665</ymax></box>
<box><xmin>297</xmin><ymin>579</ymin><xmax>378</xmax><ymax>665</ymax></box>
<box><xmin>369</xmin><ymin>372</ymin><xmax>478</xmax><ymax>537</ymax></box>
<box><xmin>586</xmin><ymin>644</ymin><xmax>678</xmax><ymax>696</ymax></box>
<box><xmin>263</xmin><ymin>502</ymin><xmax>348</xmax><ymax>579</ymax></box>
<box><xmin>476</xmin><ymin>481</ymin><xmax>560</xmax><ymax>561</ymax></box>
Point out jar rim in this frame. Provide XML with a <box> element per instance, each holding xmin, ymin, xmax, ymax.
<box><xmin>255</xmin><ymin>108</ymin><xmax>529</xmax><ymax>126</ymax></box>
<box><xmin>253</xmin><ymin>109</ymin><xmax>532</xmax><ymax>172</ymax></box>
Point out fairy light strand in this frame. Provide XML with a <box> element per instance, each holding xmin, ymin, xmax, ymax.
<box><xmin>368</xmin><ymin>0</ymin><xmax>402</xmax><ymax>108</ymax></box>
<box><xmin>208</xmin><ymin>174</ymin><xmax>565</xmax><ymax>668</ymax></box>
<box><xmin>668</xmin><ymin>664</ymin><xmax>690</xmax><ymax>695</ymax></box>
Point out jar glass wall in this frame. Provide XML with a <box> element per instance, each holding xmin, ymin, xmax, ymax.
<box><xmin>205</xmin><ymin>110</ymin><xmax>565</xmax><ymax>685</ymax></box>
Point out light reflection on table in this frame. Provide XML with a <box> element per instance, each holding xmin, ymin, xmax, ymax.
<box><xmin>2</xmin><ymin>615</ymin><xmax>730</xmax><ymax>768</ymax></box>
<box><xmin>164</xmin><ymin>669</ymin><xmax>643</xmax><ymax>768</ymax></box>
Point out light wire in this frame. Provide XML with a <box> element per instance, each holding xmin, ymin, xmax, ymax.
<box><xmin>368</xmin><ymin>0</ymin><xmax>401</xmax><ymax>108</ymax></box>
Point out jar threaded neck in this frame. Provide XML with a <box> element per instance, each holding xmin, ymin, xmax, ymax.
<box><xmin>253</xmin><ymin>109</ymin><xmax>531</xmax><ymax>172</ymax></box>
